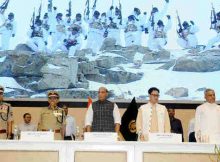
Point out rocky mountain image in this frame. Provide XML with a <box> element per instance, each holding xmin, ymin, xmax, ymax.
<box><xmin>0</xmin><ymin>38</ymin><xmax>220</xmax><ymax>100</ymax></box>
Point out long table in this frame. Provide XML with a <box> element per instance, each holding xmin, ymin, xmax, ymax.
<box><xmin>0</xmin><ymin>140</ymin><xmax>219</xmax><ymax>162</ymax></box>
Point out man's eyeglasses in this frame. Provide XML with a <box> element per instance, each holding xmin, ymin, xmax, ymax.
<box><xmin>150</xmin><ymin>94</ymin><xmax>159</xmax><ymax>97</ymax></box>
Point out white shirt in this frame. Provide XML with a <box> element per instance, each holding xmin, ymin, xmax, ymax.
<box><xmin>65</xmin><ymin>114</ymin><xmax>76</xmax><ymax>136</ymax></box>
<box><xmin>195</xmin><ymin>102</ymin><xmax>220</xmax><ymax>141</ymax></box>
<box><xmin>188</xmin><ymin>118</ymin><xmax>195</xmax><ymax>137</ymax></box>
<box><xmin>18</xmin><ymin>123</ymin><xmax>37</xmax><ymax>132</ymax></box>
<box><xmin>85</xmin><ymin>102</ymin><xmax>121</xmax><ymax>127</ymax></box>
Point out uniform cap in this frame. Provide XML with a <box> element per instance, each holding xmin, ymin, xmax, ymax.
<box><xmin>48</xmin><ymin>90</ymin><xmax>59</xmax><ymax>98</ymax></box>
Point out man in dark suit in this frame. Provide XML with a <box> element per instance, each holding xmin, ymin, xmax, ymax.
<box><xmin>168</xmin><ymin>108</ymin><xmax>184</xmax><ymax>142</ymax></box>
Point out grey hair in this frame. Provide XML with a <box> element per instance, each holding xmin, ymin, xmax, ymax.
<box><xmin>98</xmin><ymin>87</ymin><xmax>108</xmax><ymax>93</ymax></box>
<box><xmin>204</xmin><ymin>88</ymin><xmax>215</xmax><ymax>95</ymax></box>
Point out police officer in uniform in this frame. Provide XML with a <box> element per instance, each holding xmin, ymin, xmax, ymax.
<box><xmin>0</xmin><ymin>85</ymin><xmax>13</xmax><ymax>139</ymax></box>
<box><xmin>38</xmin><ymin>91</ymin><xmax>65</xmax><ymax>140</ymax></box>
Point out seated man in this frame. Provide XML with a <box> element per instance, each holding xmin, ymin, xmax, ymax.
<box><xmin>85</xmin><ymin>87</ymin><xmax>121</xmax><ymax>133</ymax></box>
<box><xmin>18</xmin><ymin>113</ymin><xmax>37</xmax><ymax>132</ymax></box>
<box><xmin>63</xmin><ymin>105</ymin><xmax>76</xmax><ymax>140</ymax></box>
<box><xmin>168</xmin><ymin>108</ymin><xmax>184</xmax><ymax>142</ymax></box>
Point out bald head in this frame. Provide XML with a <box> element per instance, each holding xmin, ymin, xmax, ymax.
<box><xmin>98</xmin><ymin>87</ymin><xmax>108</xmax><ymax>101</ymax></box>
<box><xmin>204</xmin><ymin>89</ymin><xmax>214</xmax><ymax>95</ymax></box>
<box><xmin>204</xmin><ymin>88</ymin><xmax>215</xmax><ymax>103</ymax></box>
<box><xmin>99</xmin><ymin>87</ymin><xmax>108</xmax><ymax>92</ymax></box>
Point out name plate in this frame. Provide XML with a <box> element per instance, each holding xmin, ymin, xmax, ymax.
<box><xmin>84</xmin><ymin>132</ymin><xmax>118</xmax><ymax>142</ymax></box>
<box><xmin>20</xmin><ymin>131</ymin><xmax>54</xmax><ymax>141</ymax></box>
<box><xmin>148</xmin><ymin>133</ymin><xmax>182</xmax><ymax>143</ymax></box>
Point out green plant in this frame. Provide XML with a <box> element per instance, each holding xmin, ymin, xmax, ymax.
<box><xmin>210</xmin><ymin>145</ymin><xmax>220</xmax><ymax>162</ymax></box>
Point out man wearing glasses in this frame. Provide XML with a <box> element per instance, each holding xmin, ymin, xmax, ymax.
<box><xmin>0</xmin><ymin>85</ymin><xmax>13</xmax><ymax>139</ymax></box>
<box><xmin>38</xmin><ymin>91</ymin><xmax>65</xmax><ymax>140</ymax></box>
<box><xmin>136</xmin><ymin>87</ymin><xmax>170</xmax><ymax>141</ymax></box>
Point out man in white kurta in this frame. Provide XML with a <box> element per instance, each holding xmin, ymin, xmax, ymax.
<box><xmin>18</xmin><ymin>113</ymin><xmax>37</xmax><ymax>132</ymax></box>
<box><xmin>136</xmin><ymin>87</ymin><xmax>170</xmax><ymax>141</ymax></box>
<box><xmin>195</xmin><ymin>89</ymin><xmax>220</xmax><ymax>143</ymax></box>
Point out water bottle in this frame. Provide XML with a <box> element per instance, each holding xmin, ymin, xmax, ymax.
<box><xmin>75</xmin><ymin>126</ymin><xmax>80</xmax><ymax>141</ymax></box>
<box><xmin>138</xmin><ymin>131</ymin><xmax>142</xmax><ymax>141</ymax></box>
<box><xmin>13</xmin><ymin>125</ymin><xmax>19</xmax><ymax>140</ymax></box>
<box><xmin>197</xmin><ymin>130</ymin><xmax>201</xmax><ymax>143</ymax></box>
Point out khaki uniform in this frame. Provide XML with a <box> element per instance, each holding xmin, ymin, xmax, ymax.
<box><xmin>38</xmin><ymin>107</ymin><xmax>65</xmax><ymax>140</ymax></box>
<box><xmin>0</xmin><ymin>102</ymin><xmax>13</xmax><ymax>139</ymax></box>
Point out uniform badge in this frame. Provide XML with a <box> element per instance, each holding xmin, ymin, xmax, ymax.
<box><xmin>53</xmin><ymin>110</ymin><xmax>63</xmax><ymax>117</ymax></box>
<box><xmin>0</xmin><ymin>104</ymin><xmax>8</xmax><ymax>114</ymax></box>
